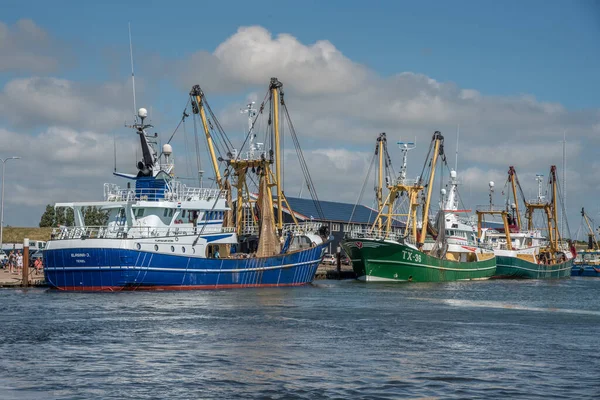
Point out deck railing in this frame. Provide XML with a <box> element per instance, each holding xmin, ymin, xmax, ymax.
<box><xmin>103</xmin><ymin>182</ymin><xmax>226</xmax><ymax>202</ymax></box>
<box><xmin>50</xmin><ymin>221</ymin><xmax>325</xmax><ymax>241</ymax></box>
<box><xmin>236</xmin><ymin>222</ymin><xmax>325</xmax><ymax>237</ymax></box>
<box><xmin>345</xmin><ymin>228</ymin><xmax>496</xmax><ymax>250</ymax></box>
<box><xmin>526</xmin><ymin>198</ymin><xmax>547</xmax><ymax>205</ymax></box>
<box><xmin>51</xmin><ymin>225</ymin><xmax>236</xmax><ymax>240</ymax></box>
<box><xmin>475</xmin><ymin>204</ymin><xmax>508</xmax><ymax>213</ymax></box>
<box><xmin>345</xmin><ymin>229</ymin><xmax>405</xmax><ymax>242</ymax></box>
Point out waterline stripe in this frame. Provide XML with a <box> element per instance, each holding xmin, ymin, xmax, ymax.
<box><xmin>368</xmin><ymin>258</ymin><xmax>496</xmax><ymax>272</ymax></box>
<box><xmin>496</xmin><ymin>263</ymin><xmax>572</xmax><ymax>273</ymax></box>
<box><xmin>45</xmin><ymin>258</ymin><xmax>322</xmax><ymax>274</ymax></box>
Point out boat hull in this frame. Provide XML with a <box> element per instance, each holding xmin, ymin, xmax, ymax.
<box><xmin>494</xmin><ymin>255</ymin><xmax>572</xmax><ymax>279</ymax></box>
<box><xmin>43</xmin><ymin>243</ymin><xmax>327</xmax><ymax>291</ymax></box>
<box><xmin>571</xmin><ymin>264</ymin><xmax>600</xmax><ymax>277</ymax></box>
<box><xmin>342</xmin><ymin>239</ymin><xmax>496</xmax><ymax>282</ymax></box>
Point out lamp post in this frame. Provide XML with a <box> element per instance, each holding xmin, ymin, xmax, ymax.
<box><xmin>0</xmin><ymin>157</ymin><xmax>21</xmax><ymax>251</ymax></box>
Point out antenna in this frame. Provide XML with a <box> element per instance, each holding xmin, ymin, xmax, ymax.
<box><xmin>455</xmin><ymin>124</ymin><xmax>460</xmax><ymax>172</ymax></box>
<box><xmin>128</xmin><ymin>22</ymin><xmax>137</xmax><ymax>122</ymax></box>
<box><xmin>562</xmin><ymin>131</ymin><xmax>566</xmax><ymax>236</ymax></box>
<box><xmin>397</xmin><ymin>140</ymin><xmax>416</xmax><ymax>184</ymax></box>
<box><xmin>113</xmin><ymin>131</ymin><xmax>117</xmax><ymax>172</ymax></box>
<box><xmin>535</xmin><ymin>174</ymin><xmax>545</xmax><ymax>202</ymax></box>
<box><xmin>241</xmin><ymin>102</ymin><xmax>257</xmax><ymax>158</ymax></box>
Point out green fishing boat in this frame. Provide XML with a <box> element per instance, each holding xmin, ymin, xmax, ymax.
<box><xmin>344</xmin><ymin>237</ymin><xmax>496</xmax><ymax>282</ymax></box>
<box><xmin>494</xmin><ymin>255</ymin><xmax>572</xmax><ymax>279</ymax></box>
<box><xmin>477</xmin><ymin>166</ymin><xmax>574</xmax><ymax>279</ymax></box>
<box><xmin>342</xmin><ymin>131</ymin><xmax>496</xmax><ymax>283</ymax></box>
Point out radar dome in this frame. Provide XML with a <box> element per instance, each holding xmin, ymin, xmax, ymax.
<box><xmin>138</xmin><ymin>108</ymin><xmax>148</xmax><ymax>118</ymax></box>
<box><xmin>489</xmin><ymin>181</ymin><xmax>495</xmax><ymax>188</ymax></box>
<box><xmin>441</xmin><ymin>188</ymin><xmax>447</xmax><ymax>195</ymax></box>
<box><xmin>162</xmin><ymin>144</ymin><xmax>173</xmax><ymax>155</ymax></box>
<box><xmin>450</xmin><ymin>170</ymin><xmax>457</xmax><ymax>179</ymax></box>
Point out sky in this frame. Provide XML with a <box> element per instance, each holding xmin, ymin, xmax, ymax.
<box><xmin>0</xmin><ymin>0</ymin><xmax>599</xmax><ymax>236</ymax></box>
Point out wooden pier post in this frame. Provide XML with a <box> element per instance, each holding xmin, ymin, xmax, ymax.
<box><xmin>336</xmin><ymin>246</ymin><xmax>341</xmax><ymax>280</ymax></box>
<box><xmin>22</xmin><ymin>238</ymin><xmax>29</xmax><ymax>287</ymax></box>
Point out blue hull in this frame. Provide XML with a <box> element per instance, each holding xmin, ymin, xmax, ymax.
<box><xmin>43</xmin><ymin>245</ymin><xmax>326</xmax><ymax>291</ymax></box>
<box><xmin>571</xmin><ymin>265</ymin><xmax>600</xmax><ymax>277</ymax></box>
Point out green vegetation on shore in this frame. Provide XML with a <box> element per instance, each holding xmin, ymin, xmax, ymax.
<box><xmin>2</xmin><ymin>227</ymin><xmax>53</xmax><ymax>243</ymax></box>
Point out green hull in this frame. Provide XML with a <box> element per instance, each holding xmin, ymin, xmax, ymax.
<box><xmin>494</xmin><ymin>255</ymin><xmax>573</xmax><ymax>279</ymax></box>
<box><xmin>342</xmin><ymin>238</ymin><xmax>496</xmax><ymax>282</ymax></box>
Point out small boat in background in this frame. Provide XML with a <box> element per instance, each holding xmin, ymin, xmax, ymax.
<box><xmin>477</xmin><ymin>166</ymin><xmax>574</xmax><ymax>279</ymax></box>
<box><xmin>572</xmin><ymin>208</ymin><xmax>600</xmax><ymax>277</ymax></box>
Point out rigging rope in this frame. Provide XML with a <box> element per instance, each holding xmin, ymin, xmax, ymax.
<box><xmin>191</xmin><ymin>113</ymin><xmax>203</xmax><ymax>186</ymax></box>
<box><xmin>554</xmin><ymin>173</ymin><xmax>572</xmax><ymax>239</ymax></box>
<box><xmin>281</xmin><ymin>97</ymin><xmax>325</xmax><ymax>220</ymax></box>
<box><xmin>182</xmin><ymin>116</ymin><xmax>192</xmax><ymax>180</ymax></box>
<box><xmin>349</xmin><ymin>151</ymin><xmax>377</xmax><ymax>224</ymax></box>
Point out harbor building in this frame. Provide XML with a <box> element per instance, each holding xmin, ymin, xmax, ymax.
<box><xmin>274</xmin><ymin>196</ymin><xmax>403</xmax><ymax>255</ymax></box>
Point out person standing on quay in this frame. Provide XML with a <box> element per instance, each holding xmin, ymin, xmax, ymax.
<box><xmin>34</xmin><ymin>258</ymin><xmax>42</xmax><ymax>275</ymax></box>
<box><xmin>8</xmin><ymin>250</ymin><xmax>15</xmax><ymax>274</ymax></box>
<box><xmin>16</xmin><ymin>251</ymin><xmax>22</xmax><ymax>275</ymax></box>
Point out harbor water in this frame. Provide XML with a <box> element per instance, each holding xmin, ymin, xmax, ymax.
<box><xmin>1</xmin><ymin>278</ymin><xmax>599</xmax><ymax>399</ymax></box>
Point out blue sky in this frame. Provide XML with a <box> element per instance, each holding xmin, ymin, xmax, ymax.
<box><xmin>0</xmin><ymin>0</ymin><xmax>599</xmax><ymax>229</ymax></box>
<box><xmin>2</xmin><ymin>0</ymin><xmax>599</xmax><ymax>107</ymax></box>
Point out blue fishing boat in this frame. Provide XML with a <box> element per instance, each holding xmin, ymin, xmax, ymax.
<box><xmin>44</xmin><ymin>78</ymin><xmax>330</xmax><ymax>291</ymax></box>
<box><xmin>571</xmin><ymin>208</ymin><xmax>600</xmax><ymax>277</ymax></box>
<box><xmin>571</xmin><ymin>252</ymin><xmax>600</xmax><ymax>277</ymax></box>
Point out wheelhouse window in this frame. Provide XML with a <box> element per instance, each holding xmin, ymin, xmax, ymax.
<box><xmin>136</xmin><ymin>208</ymin><xmax>144</xmax><ymax>218</ymax></box>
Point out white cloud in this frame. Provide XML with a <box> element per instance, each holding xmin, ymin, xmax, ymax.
<box><xmin>0</xmin><ymin>19</ymin><xmax>69</xmax><ymax>74</ymax></box>
<box><xmin>174</xmin><ymin>26</ymin><xmax>370</xmax><ymax>95</ymax></box>
<box><xmin>464</xmin><ymin>142</ymin><xmax>582</xmax><ymax>168</ymax></box>
<box><xmin>1</xmin><ymin>23</ymin><xmax>599</xmax><ymax>231</ymax></box>
<box><xmin>0</xmin><ymin>77</ymin><xmax>134</xmax><ymax>130</ymax></box>
<box><xmin>0</xmin><ymin>127</ymin><xmax>138</xmax><ymax>225</ymax></box>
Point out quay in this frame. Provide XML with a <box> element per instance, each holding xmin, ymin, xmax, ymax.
<box><xmin>0</xmin><ymin>269</ymin><xmax>47</xmax><ymax>288</ymax></box>
<box><xmin>1</xmin><ymin>236</ymin><xmax>48</xmax><ymax>288</ymax></box>
<box><xmin>315</xmin><ymin>263</ymin><xmax>356</xmax><ymax>280</ymax></box>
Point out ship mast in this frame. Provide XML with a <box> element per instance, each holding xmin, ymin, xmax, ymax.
<box><xmin>526</xmin><ymin>174</ymin><xmax>545</xmax><ymax>230</ymax></box>
<box><xmin>270</xmin><ymin>78</ymin><xmax>284</xmax><ymax>231</ymax></box>
<box><xmin>581</xmin><ymin>208</ymin><xmax>599</xmax><ymax>250</ymax></box>
<box><xmin>507</xmin><ymin>166</ymin><xmax>522</xmax><ymax>229</ymax></box>
<box><xmin>190</xmin><ymin>85</ymin><xmax>223</xmax><ymax>189</ymax></box>
<box><xmin>476</xmin><ymin>184</ymin><xmax>512</xmax><ymax>251</ymax></box>
<box><xmin>375</xmin><ymin>132</ymin><xmax>386</xmax><ymax>230</ymax></box>
<box><xmin>369</xmin><ymin>137</ymin><xmax>422</xmax><ymax>239</ymax></box>
<box><xmin>523</xmin><ymin>166</ymin><xmax>562</xmax><ymax>263</ymax></box>
<box><xmin>418</xmin><ymin>131</ymin><xmax>443</xmax><ymax>249</ymax></box>
<box><xmin>550</xmin><ymin>165</ymin><xmax>560</xmax><ymax>252</ymax></box>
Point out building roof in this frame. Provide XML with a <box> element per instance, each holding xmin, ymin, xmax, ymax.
<box><xmin>281</xmin><ymin>196</ymin><xmax>400</xmax><ymax>226</ymax></box>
